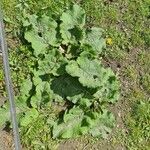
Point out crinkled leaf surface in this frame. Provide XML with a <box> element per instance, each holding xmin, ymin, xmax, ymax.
<box><xmin>25</xmin><ymin>30</ymin><xmax>48</xmax><ymax>56</ymax></box>
<box><xmin>60</xmin><ymin>4</ymin><xmax>86</xmax><ymax>44</ymax></box>
<box><xmin>39</xmin><ymin>15</ymin><xmax>59</xmax><ymax>46</ymax></box>
<box><xmin>25</xmin><ymin>15</ymin><xmax>58</xmax><ymax>56</ymax></box>
<box><xmin>53</xmin><ymin>107</ymin><xmax>85</xmax><ymax>138</ymax></box>
<box><xmin>83</xmin><ymin>27</ymin><xmax>106</xmax><ymax>54</ymax></box>
<box><xmin>30</xmin><ymin>71</ymin><xmax>54</xmax><ymax>107</ymax></box>
<box><xmin>86</xmin><ymin>110</ymin><xmax>115</xmax><ymax>138</ymax></box>
<box><xmin>18</xmin><ymin>77</ymin><xmax>33</xmax><ymax>106</ymax></box>
<box><xmin>38</xmin><ymin>49</ymin><xmax>67</xmax><ymax>76</ymax></box>
<box><xmin>53</xmin><ymin>107</ymin><xmax>115</xmax><ymax>139</ymax></box>
<box><xmin>66</xmin><ymin>56</ymin><xmax>119</xmax><ymax>103</ymax></box>
<box><xmin>66</xmin><ymin>57</ymin><xmax>115</xmax><ymax>88</ymax></box>
<box><xmin>31</xmin><ymin>79</ymin><xmax>56</xmax><ymax>108</ymax></box>
<box><xmin>23</xmin><ymin>14</ymin><xmax>38</xmax><ymax>28</ymax></box>
<box><xmin>51</xmin><ymin>75</ymin><xmax>94</xmax><ymax>106</ymax></box>
<box><xmin>93</xmin><ymin>76</ymin><xmax>120</xmax><ymax>103</ymax></box>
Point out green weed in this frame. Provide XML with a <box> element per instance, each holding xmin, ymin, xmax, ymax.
<box><xmin>126</xmin><ymin>101</ymin><xmax>150</xmax><ymax>150</ymax></box>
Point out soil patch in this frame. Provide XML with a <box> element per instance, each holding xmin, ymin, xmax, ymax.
<box><xmin>0</xmin><ymin>130</ymin><xmax>13</xmax><ymax>150</ymax></box>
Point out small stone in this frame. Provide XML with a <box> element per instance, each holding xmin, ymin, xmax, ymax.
<box><xmin>118</xmin><ymin>112</ymin><xmax>121</xmax><ymax>117</ymax></box>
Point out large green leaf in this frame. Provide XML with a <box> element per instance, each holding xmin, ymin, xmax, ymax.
<box><xmin>38</xmin><ymin>49</ymin><xmax>67</xmax><ymax>76</ymax></box>
<box><xmin>82</xmin><ymin>27</ymin><xmax>106</xmax><ymax>54</ymax></box>
<box><xmin>39</xmin><ymin>15</ymin><xmax>59</xmax><ymax>46</ymax></box>
<box><xmin>51</xmin><ymin>75</ymin><xmax>94</xmax><ymax>106</ymax></box>
<box><xmin>30</xmin><ymin>71</ymin><xmax>53</xmax><ymax>107</ymax></box>
<box><xmin>30</xmin><ymin>80</ymin><xmax>53</xmax><ymax>108</ymax></box>
<box><xmin>53</xmin><ymin>107</ymin><xmax>85</xmax><ymax>138</ymax></box>
<box><xmin>86</xmin><ymin>110</ymin><xmax>115</xmax><ymax>138</ymax></box>
<box><xmin>66</xmin><ymin>57</ymin><xmax>120</xmax><ymax>103</ymax></box>
<box><xmin>24</xmin><ymin>14</ymin><xmax>59</xmax><ymax>56</ymax></box>
<box><xmin>53</xmin><ymin>107</ymin><xmax>116</xmax><ymax>139</ymax></box>
<box><xmin>66</xmin><ymin>56</ymin><xmax>115</xmax><ymax>88</ymax></box>
<box><xmin>60</xmin><ymin>4</ymin><xmax>86</xmax><ymax>44</ymax></box>
<box><xmin>23</xmin><ymin>14</ymin><xmax>38</xmax><ymax>29</ymax></box>
<box><xmin>93</xmin><ymin>76</ymin><xmax>120</xmax><ymax>103</ymax></box>
<box><xmin>25</xmin><ymin>30</ymin><xmax>48</xmax><ymax>56</ymax></box>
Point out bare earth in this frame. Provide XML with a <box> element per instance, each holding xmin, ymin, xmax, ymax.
<box><xmin>0</xmin><ymin>130</ymin><xmax>13</xmax><ymax>150</ymax></box>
